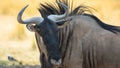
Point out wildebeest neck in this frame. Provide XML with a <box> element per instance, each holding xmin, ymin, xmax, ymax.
<box><xmin>58</xmin><ymin>20</ymin><xmax>74</xmax><ymax>59</ymax></box>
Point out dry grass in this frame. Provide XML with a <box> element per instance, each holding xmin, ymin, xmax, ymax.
<box><xmin>0</xmin><ymin>16</ymin><xmax>39</xmax><ymax>65</ymax></box>
<box><xmin>0</xmin><ymin>0</ymin><xmax>120</xmax><ymax>66</ymax></box>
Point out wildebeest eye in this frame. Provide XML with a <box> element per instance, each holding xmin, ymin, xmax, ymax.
<box><xmin>34</xmin><ymin>26</ymin><xmax>43</xmax><ymax>36</ymax></box>
<box><xmin>34</xmin><ymin>25</ymin><xmax>40</xmax><ymax>31</ymax></box>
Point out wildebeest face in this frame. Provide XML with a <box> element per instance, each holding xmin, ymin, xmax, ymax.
<box><xmin>36</xmin><ymin>19</ymin><xmax>62</xmax><ymax>65</ymax></box>
<box><xmin>17</xmin><ymin>2</ymin><xmax>69</xmax><ymax>66</ymax></box>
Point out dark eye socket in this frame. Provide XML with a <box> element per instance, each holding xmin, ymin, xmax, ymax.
<box><xmin>34</xmin><ymin>25</ymin><xmax>40</xmax><ymax>31</ymax></box>
<box><xmin>32</xmin><ymin>25</ymin><xmax>42</xmax><ymax>36</ymax></box>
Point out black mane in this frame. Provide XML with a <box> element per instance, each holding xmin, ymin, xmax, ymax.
<box><xmin>38</xmin><ymin>0</ymin><xmax>120</xmax><ymax>34</ymax></box>
<box><xmin>38</xmin><ymin>0</ymin><xmax>92</xmax><ymax>18</ymax></box>
<box><xmin>84</xmin><ymin>14</ymin><xmax>120</xmax><ymax>34</ymax></box>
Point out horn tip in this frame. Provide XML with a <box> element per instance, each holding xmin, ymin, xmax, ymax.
<box><xmin>25</xmin><ymin>4</ymin><xmax>29</xmax><ymax>8</ymax></box>
<box><xmin>17</xmin><ymin>4</ymin><xmax>29</xmax><ymax>24</ymax></box>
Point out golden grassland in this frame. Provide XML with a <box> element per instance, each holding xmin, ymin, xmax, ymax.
<box><xmin>0</xmin><ymin>0</ymin><xmax>120</xmax><ymax>66</ymax></box>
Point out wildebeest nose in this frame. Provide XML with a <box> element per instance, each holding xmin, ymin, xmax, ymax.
<box><xmin>50</xmin><ymin>58</ymin><xmax>62</xmax><ymax>66</ymax></box>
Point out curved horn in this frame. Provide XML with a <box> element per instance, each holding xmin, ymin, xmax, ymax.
<box><xmin>17</xmin><ymin>5</ymin><xmax>44</xmax><ymax>25</ymax></box>
<box><xmin>47</xmin><ymin>3</ymin><xmax>69</xmax><ymax>22</ymax></box>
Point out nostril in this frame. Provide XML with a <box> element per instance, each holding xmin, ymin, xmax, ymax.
<box><xmin>58</xmin><ymin>59</ymin><xmax>62</xmax><ymax>64</ymax></box>
<box><xmin>50</xmin><ymin>58</ymin><xmax>62</xmax><ymax>65</ymax></box>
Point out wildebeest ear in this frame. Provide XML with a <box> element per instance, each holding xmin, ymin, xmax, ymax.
<box><xmin>56</xmin><ymin>18</ymin><xmax>72</xmax><ymax>26</ymax></box>
<box><xmin>26</xmin><ymin>24</ymin><xmax>36</xmax><ymax>32</ymax></box>
<box><xmin>56</xmin><ymin>21</ymin><xmax>70</xmax><ymax>28</ymax></box>
<box><xmin>56</xmin><ymin>21</ymin><xmax>66</xmax><ymax>26</ymax></box>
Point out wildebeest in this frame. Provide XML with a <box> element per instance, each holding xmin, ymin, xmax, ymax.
<box><xmin>17</xmin><ymin>0</ymin><xmax>120</xmax><ymax>68</ymax></box>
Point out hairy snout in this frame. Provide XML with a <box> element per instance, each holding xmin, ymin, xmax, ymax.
<box><xmin>50</xmin><ymin>58</ymin><xmax>62</xmax><ymax>66</ymax></box>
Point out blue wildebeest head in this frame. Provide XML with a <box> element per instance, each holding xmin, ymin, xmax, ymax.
<box><xmin>17</xmin><ymin>3</ymin><xmax>69</xmax><ymax>66</ymax></box>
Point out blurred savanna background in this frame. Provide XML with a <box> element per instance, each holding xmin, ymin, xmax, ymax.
<box><xmin>0</xmin><ymin>0</ymin><xmax>120</xmax><ymax>67</ymax></box>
